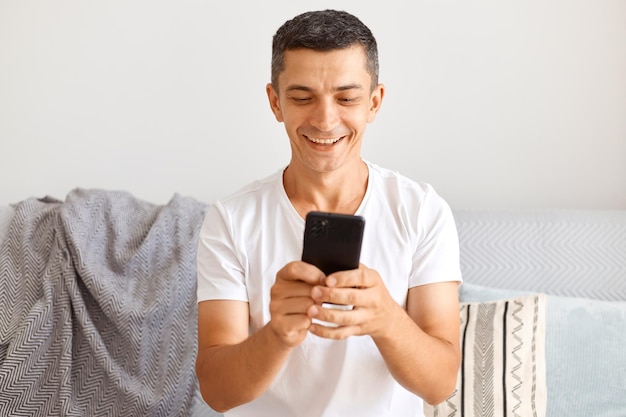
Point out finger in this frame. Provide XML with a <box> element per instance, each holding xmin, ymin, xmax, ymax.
<box><xmin>278</xmin><ymin>261</ymin><xmax>326</xmax><ymax>285</ymax></box>
<box><xmin>325</xmin><ymin>264</ymin><xmax>375</xmax><ymax>289</ymax></box>
<box><xmin>271</xmin><ymin>279</ymin><xmax>316</xmax><ymax>300</ymax></box>
<box><xmin>311</xmin><ymin>285</ymin><xmax>359</xmax><ymax>307</ymax></box>
<box><xmin>307</xmin><ymin>302</ymin><xmax>360</xmax><ymax>328</ymax></box>
<box><xmin>273</xmin><ymin>313</ymin><xmax>312</xmax><ymax>330</ymax></box>
<box><xmin>309</xmin><ymin>322</ymin><xmax>362</xmax><ymax>340</ymax></box>
<box><xmin>271</xmin><ymin>296</ymin><xmax>316</xmax><ymax>316</ymax></box>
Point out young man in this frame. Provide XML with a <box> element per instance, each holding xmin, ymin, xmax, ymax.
<box><xmin>196</xmin><ymin>10</ymin><xmax>462</xmax><ymax>417</ymax></box>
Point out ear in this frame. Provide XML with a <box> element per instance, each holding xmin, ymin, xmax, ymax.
<box><xmin>266</xmin><ymin>83</ymin><xmax>284</xmax><ymax>122</ymax></box>
<box><xmin>367</xmin><ymin>83</ymin><xmax>385</xmax><ymax>123</ymax></box>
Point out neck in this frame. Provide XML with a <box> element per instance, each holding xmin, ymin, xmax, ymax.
<box><xmin>283</xmin><ymin>159</ymin><xmax>369</xmax><ymax>218</ymax></box>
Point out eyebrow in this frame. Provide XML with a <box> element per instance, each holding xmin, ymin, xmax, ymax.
<box><xmin>285</xmin><ymin>83</ymin><xmax>364</xmax><ymax>93</ymax></box>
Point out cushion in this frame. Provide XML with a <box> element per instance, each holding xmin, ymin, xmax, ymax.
<box><xmin>459</xmin><ymin>283</ymin><xmax>626</xmax><ymax>417</ymax></box>
<box><xmin>424</xmin><ymin>291</ymin><xmax>547</xmax><ymax>417</ymax></box>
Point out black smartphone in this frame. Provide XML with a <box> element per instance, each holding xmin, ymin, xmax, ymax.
<box><xmin>301</xmin><ymin>211</ymin><xmax>365</xmax><ymax>275</ymax></box>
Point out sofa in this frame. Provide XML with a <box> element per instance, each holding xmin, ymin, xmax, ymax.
<box><xmin>1</xmin><ymin>189</ymin><xmax>624</xmax><ymax>416</ymax></box>
<box><xmin>430</xmin><ymin>209</ymin><xmax>626</xmax><ymax>417</ymax></box>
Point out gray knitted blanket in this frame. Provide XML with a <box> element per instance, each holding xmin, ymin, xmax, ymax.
<box><xmin>0</xmin><ymin>189</ymin><xmax>210</xmax><ymax>416</ymax></box>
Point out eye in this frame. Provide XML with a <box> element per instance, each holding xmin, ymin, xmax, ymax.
<box><xmin>338</xmin><ymin>96</ymin><xmax>360</xmax><ymax>104</ymax></box>
<box><xmin>288</xmin><ymin>95</ymin><xmax>312</xmax><ymax>103</ymax></box>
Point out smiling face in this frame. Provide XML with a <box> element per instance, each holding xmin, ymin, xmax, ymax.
<box><xmin>267</xmin><ymin>45</ymin><xmax>384</xmax><ymax>175</ymax></box>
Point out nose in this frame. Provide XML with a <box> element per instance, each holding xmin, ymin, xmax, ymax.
<box><xmin>310</xmin><ymin>97</ymin><xmax>339</xmax><ymax>132</ymax></box>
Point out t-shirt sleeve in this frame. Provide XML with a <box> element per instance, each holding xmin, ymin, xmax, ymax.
<box><xmin>409</xmin><ymin>186</ymin><xmax>463</xmax><ymax>287</ymax></box>
<box><xmin>196</xmin><ymin>202</ymin><xmax>249</xmax><ymax>303</ymax></box>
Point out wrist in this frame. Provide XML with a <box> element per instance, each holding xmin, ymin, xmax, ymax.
<box><xmin>265</xmin><ymin>320</ymin><xmax>303</xmax><ymax>351</ymax></box>
<box><xmin>372</xmin><ymin>301</ymin><xmax>412</xmax><ymax>342</ymax></box>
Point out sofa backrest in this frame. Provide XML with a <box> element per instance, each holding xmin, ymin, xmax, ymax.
<box><xmin>454</xmin><ymin>209</ymin><xmax>626</xmax><ymax>301</ymax></box>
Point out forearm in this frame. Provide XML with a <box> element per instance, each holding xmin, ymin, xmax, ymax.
<box><xmin>373</xmin><ymin>303</ymin><xmax>460</xmax><ymax>405</ymax></box>
<box><xmin>196</xmin><ymin>323</ymin><xmax>293</xmax><ymax>412</ymax></box>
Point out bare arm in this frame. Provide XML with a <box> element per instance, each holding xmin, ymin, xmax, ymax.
<box><xmin>196</xmin><ymin>300</ymin><xmax>290</xmax><ymax>412</ymax></box>
<box><xmin>373</xmin><ymin>281</ymin><xmax>461</xmax><ymax>404</ymax></box>
<box><xmin>196</xmin><ymin>261</ymin><xmax>324</xmax><ymax>412</ymax></box>
<box><xmin>307</xmin><ymin>266</ymin><xmax>460</xmax><ymax>405</ymax></box>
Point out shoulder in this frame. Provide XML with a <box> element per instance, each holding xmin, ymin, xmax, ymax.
<box><xmin>219</xmin><ymin>168</ymin><xmax>284</xmax><ymax>205</ymax></box>
<box><xmin>364</xmin><ymin>161</ymin><xmax>456</xmax><ymax>243</ymax></box>
<box><xmin>201</xmin><ymin>168</ymin><xmax>286</xmax><ymax>234</ymax></box>
<box><xmin>211</xmin><ymin>168</ymin><xmax>286</xmax><ymax>215</ymax></box>
<box><xmin>365</xmin><ymin>161</ymin><xmax>446</xmax><ymax>211</ymax></box>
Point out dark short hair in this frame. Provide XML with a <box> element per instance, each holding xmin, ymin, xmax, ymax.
<box><xmin>271</xmin><ymin>9</ymin><xmax>379</xmax><ymax>90</ymax></box>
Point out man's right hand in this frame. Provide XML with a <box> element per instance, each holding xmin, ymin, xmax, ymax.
<box><xmin>197</xmin><ymin>260</ymin><xmax>326</xmax><ymax>411</ymax></box>
<box><xmin>269</xmin><ymin>261</ymin><xmax>325</xmax><ymax>347</ymax></box>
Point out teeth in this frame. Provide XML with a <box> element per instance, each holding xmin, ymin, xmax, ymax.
<box><xmin>307</xmin><ymin>136</ymin><xmax>341</xmax><ymax>144</ymax></box>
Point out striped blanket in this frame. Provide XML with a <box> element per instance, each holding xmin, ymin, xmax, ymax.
<box><xmin>0</xmin><ymin>189</ymin><xmax>211</xmax><ymax>416</ymax></box>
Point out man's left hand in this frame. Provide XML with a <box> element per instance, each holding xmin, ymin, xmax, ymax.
<box><xmin>307</xmin><ymin>264</ymin><xmax>402</xmax><ymax>339</ymax></box>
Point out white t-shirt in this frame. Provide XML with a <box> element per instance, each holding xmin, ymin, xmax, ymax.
<box><xmin>197</xmin><ymin>161</ymin><xmax>462</xmax><ymax>417</ymax></box>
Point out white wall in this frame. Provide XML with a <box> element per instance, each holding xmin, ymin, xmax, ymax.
<box><xmin>1</xmin><ymin>0</ymin><xmax>625</xmax><ymax>209</ymax></box>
